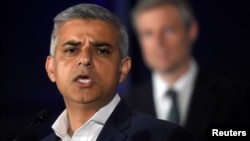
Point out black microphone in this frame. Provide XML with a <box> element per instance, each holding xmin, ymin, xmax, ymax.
<box><xmin>13</xmin><ymin>109</ymin><xmax>52</xmax><ymax>141</ymax></box>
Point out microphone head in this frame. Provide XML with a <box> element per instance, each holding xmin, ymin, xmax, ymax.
<box><xmin>36</xmin><ymin>109</ymin><xmax>52</xmax><ymax>123</ymax></box>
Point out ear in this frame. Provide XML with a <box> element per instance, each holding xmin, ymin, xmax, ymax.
<box><xmin>189</xmin><ymin>20</ymin><xmax>199</xmax><ymax>43</ymax></box>
<box><xmin>119</xmin><ymin>56</ymin><xmax>131</xmax><ymax>83</ymax></box>
<box><xmin>45</xmin><ymin>56</ymin><xmax>56</xmax><ymax>82</ymax></box>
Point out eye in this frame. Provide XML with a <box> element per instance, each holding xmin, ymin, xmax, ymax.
<box><xmin>164</xmin><ymin>28</ymin><xmax>174</xmax><ymax>36</ymax></box>
<box><xmin>141</xmin><ymin>31</ymin><xmax>153</xmax><ymax>38</ymax></box>
<box><xmin>64</xmin><ymin>48</ymin><xmax>78</xmax><ymax>55</ymax></box>
<box><xmin>97</xmin><ymin>49</ymin><xmax>110</xmax><ymax>55</ymax></box>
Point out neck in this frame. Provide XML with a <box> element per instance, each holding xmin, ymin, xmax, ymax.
<box><xmin>158</xmin><ymin>59</ymin><xmax>190</xmax><ymax>87</ymax></box>
<box><xmin>65</xmin><ymin>103</ymin><xmax>98</xmax><ymax>136</ymax></box>
<box><xmin>64</xmin><ymin>98</ymin><xmax>110</xmax><ymax>136</ymax></box>
<box><xmin>64</xmin><ymin>94</ymin><xmax>115</xmax><ymax>137</ymax></box>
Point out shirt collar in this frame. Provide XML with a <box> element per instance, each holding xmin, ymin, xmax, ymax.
<box><xmin>52</xmin><ymin>94</ymin><xmax>121</xmax><ymax>139</ymax></box>
<box><xmin>152</xmin><ymin>59</ymin><xmax>198</xmax><ymax>98</ymax></box>
<box><xmin>153</xmin><ymin>71</ymin><xmax>169</xmax><ymax>99</ymax></box>
<box><xmin>52</xmin><ymin>110</ymin><xmax>68</xmax><ymax>138</ymax></box>
<box><xmin>90</xmin><ymin>93</ymin><xmax>120</xmax><ymax>124</ymax></box>
<box><xmin>174</xmin><ymin>59</ymin><xmax>198</xmax><ymax>95</ymax></box>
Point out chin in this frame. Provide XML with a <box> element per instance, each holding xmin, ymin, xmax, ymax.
<box><xmin>68</xmin><ymin>93</ymin><xmax>99</xmax><ymax>104</ymax></box>
<box><xmin>153</xmin><ymin>65</ymin><xmax>171</xmax><ymax>71</ymax></box>
<box><xmin>74</xmin><ymin>98</ymin><xmax>98</xmax><ymax>104</ymax></box>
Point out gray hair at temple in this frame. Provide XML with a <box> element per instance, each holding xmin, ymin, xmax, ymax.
<box><xmin>132</xmin><ymin>0</ymin><xmax>194</xmax><ymax>29</ymax></box>
<box><xmin>50</xmin><ymin>3</ymin><xmax>129</xmax><ymax>58</ymax></box>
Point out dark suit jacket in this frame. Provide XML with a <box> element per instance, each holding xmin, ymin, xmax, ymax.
<box><xmin>124</xmin><ymin>71</ymin><xmax>250</xmax><ymax>141</ymax></box>
<box><xmin>41</xmin><ymin>100</ymin><xmax>193</xmax><ymax>141</ymax></box>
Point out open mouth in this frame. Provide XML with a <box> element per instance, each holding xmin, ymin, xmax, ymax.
<box><xmin>74</xmin><ymin>74</ymin><xmax>94</xmax><ymax>87</ymax></box>
<box><xmin>78</xmin><ymin>76</ymin><xmax>91</xmax><ymax>83</ymax></box>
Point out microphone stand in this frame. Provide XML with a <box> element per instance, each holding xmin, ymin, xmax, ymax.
<box><xmin>13</xmin><ymin>109</ymin><xmax>52</xmax><ymax>141</ymax></box>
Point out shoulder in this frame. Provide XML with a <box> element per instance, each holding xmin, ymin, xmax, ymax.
<box><xmin>128</xmin><ymin>111</ymin><xmax>193</xmax><ymax>140</ymax></box>
<box><xmin>110</xmin><ymin>100</ymin><xmax>193</xmax><ymax>140</ymax></box>
<box><xmin>197</xmin><ymin>69</ymin><xmax>248</xmax><ymax>87</ymax></box>
<box><xmin>196</xmin><ymin>70</ymin><xmax>250</xmax><ymax>123</ymax></box>
<box><xmin>195</xmin><ymin>70</ymin><xmax>249</xmax><ymax>96</ymax></box>
<box><xmin>196</xmin><ymin>70</ymin><xmax>249</xmax><ymax>102</ymax></box>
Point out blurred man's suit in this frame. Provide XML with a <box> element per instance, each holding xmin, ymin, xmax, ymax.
<box><xmin>124</xmin><ymin>68</ymin><xmax>250</xmax><ymax>141</ymax></box>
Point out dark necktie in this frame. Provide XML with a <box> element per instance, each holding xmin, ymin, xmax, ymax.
<box><xmin>167</xmin><ymin>89</ymin><xmax>180</xmax><ymax>124</ymax></box>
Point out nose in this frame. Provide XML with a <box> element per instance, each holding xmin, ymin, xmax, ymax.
<box><xmin>77</xmin><ymin>49</ymin><xmax>93</xmax><ymax>68</ymax></box>
<box><xmin>155</xmin><ymin>32</ymin><xmax>166</xmax><ymax>48</ymax></box>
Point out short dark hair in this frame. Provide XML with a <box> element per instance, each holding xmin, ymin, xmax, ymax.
<box><xmin>50</xmin><ymin>3</ymin><xmax>129</xmax><ymax>58</ymax></box>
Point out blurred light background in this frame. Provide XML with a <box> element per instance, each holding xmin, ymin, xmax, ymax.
<box><xmin>1</xmin><ymin>0</ymin><xmax>250</xmax><ymax>140</ymax></box>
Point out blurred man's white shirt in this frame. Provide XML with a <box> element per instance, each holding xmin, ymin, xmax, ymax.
<box><xmin>153</xmin><ymin>59</ymin><xmax>198</xmax><ymax>126</ymax></box>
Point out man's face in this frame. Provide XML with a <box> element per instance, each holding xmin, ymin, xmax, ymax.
<box><xmin>135</xmin><ymin>5</ymin><xmax>197</xmax><ymax>73</ymax></box>
<box><xmin>46</xmin><ymin>19</ymin><xmax>130</xmax><ymax>106</ymax></box>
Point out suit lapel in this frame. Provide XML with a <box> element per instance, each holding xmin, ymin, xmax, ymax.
<box><xmin>185</xmin><ymin>71</ymin><xmax>220</xmax><ymax>136</ymax></box>
<box><xmin>41</xmin><ymin>132</ymin><xmax>60</xmax><ymax>141</ymax></box>
<box><xmin>96</xmin><ymin>100</ymin><xmax>132</xmax><ymax>141</ymax></box>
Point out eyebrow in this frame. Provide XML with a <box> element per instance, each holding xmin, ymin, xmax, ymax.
<box><xmin>91</xmin><ymin>41</ymin><xmax>113</xmax><ymax>48</ymax></box>
<box><xmin>62</xmin><ymin>40</ymin><xmax>113</xmax><ymax>49</ymax></box>
<box><xmin>62</xmin><ymin>40</ymin><xmax>82</xmax><ymax>47</ymax></box>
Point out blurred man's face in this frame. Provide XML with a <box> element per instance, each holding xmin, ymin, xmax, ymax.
<box><xmin>135</xmin><ymin>5</ymin><xmax>197</xmax><ymax>73</ymax></box>
<box><xmin>46</xmin><ymin>19</ymin><xmax>131</xmax><ymax>107</ymax></box>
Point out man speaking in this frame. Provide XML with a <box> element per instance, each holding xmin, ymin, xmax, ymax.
<box><xmin>42</xmin><ymin>3</ymin><xmax>192</xmax><ymax>141</ymax></box>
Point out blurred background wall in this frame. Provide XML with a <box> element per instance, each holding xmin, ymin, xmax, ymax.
<box><xmin>1</xmin><ymin>0</ymin><xmax>250</xmax><ymax>140</ymax></box>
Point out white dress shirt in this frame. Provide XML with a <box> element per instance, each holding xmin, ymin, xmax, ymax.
<box><xmin>52</xmin><ymin>94</ymin><xmax>121</xmax><ymax>141</ymax></box>
<box><xmin>152</xmin><ymin>59</ymin><xmax>198</xmax><ymax>126</ymax></box>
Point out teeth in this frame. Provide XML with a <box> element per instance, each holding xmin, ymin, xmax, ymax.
<box><xmin>78</xmin><ymin>78</ymin><xmax>91</xmax><ymax>83</ymax></box>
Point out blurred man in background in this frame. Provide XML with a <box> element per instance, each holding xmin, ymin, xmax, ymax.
<box><xmin>124</xmin><ymin>0</ymin><xmax>249</xmax><ymax>140</ymax></box>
